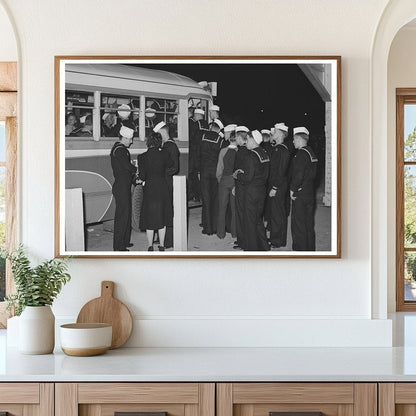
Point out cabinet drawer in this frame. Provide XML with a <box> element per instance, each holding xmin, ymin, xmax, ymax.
<box><xmin>0</xmin><ymin>383</ymin><xmax>53</xmax><ymax>416</ymax></box>
<box><xmin>379</xmin><ymin>383</ymin><xmax>416</xmax><ymax>415</ymax></box>
<box><xmin>218</xmin><ymin>383</ymin><xmax>376</xmax><ymax>416</ymax></box>
<box><xmin>56</xmin><ymin>383</ymin><xmax>215</xmax><ymax>416</ymax></box>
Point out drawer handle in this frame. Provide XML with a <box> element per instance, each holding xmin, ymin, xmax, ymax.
<box><xmin>115</xmin><ymin>412</ymin><xmax>168</xmax><ymax>416</ymax></box>
<box><xmin>270</xmin><ymin>413</ymin><xmax>323</xmax><ymax>416</ymax></box>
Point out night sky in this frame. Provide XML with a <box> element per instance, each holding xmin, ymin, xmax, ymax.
<box><xmin>132</xmin><ymin>63</ymin><xmax>325</xmax><ymax>134</ymax></box>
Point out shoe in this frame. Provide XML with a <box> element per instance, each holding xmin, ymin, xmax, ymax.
<box><xmin>126</xmin><ymin>243</ymin><xmax>134</xmax><ymax>248</ymax></box>
<box><xmin>118</xmin><ymin>248</ymin><xmax>129</xmax><ymax>251</ymax></box>
<box><xmin>158</xmin><ymin>246</ymin><xmax>165</xmax><ymax>251</ymax></box>
<box><xmin>148</xmin><ymin>246</ymin><xmax>154</xmax><ymax>251</ymax></box>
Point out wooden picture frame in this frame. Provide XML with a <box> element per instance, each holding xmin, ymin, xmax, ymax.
<box><xmin>55</xmin><ymin>56</ymin><xmax>341</xmax><ymax>258</ymax></box>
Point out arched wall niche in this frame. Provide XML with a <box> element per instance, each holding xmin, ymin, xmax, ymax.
<box><xmin>371</xmin><ymin>0</ymin><xmax>416</xmax><ymax>318</ymax></box>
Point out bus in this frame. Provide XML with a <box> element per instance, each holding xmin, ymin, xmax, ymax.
<box><xmin>63</xmin><ymin>63</ymin><xmax>213</xmax><ymax>225</ymax></box>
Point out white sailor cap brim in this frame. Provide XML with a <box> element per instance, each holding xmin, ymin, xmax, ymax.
<box><xmin>117</xmin><ymin>104</ymin><xmax>131</xmax><ymax>118</ymax></box>
<box><xmin>210</xmin><ymin>105</ymin><xmax>220</xmax><ymax>112</ymax></box>
<box><xmin>145</xmin><ymin>107</ymin><xmax>156</xmax><ymax>117</ymax></box>
<box><xmin>293</xmin><ymin>126</ymin><xmax>309</xmax><ymax>136</ymax></box>
<box><xmin>261</xmin><ymin>129</ymin><xmax>271</xmax><ymax>135</ymax></box>
<box><xmin>274</xmin><ymin>122</ymin><xmax>289</xmax><ymax>132</ymax></box>
<box><xmin>120</xmin><ymin>125</ymin><xmax>134</xmax><ymax>139</ymax></box>
<box><xmin>153</xmin><ymin>121</ymin><xmax>167</xmax><ymax>133</ymax></box>
<box><xmin>224</xmin><ymin>124</ymin><xmax>237</xmax><ymax>132</ymax></box>
<box><xmin>213</xmin><ymin>118</ymin><xmax>224</xmax><ymax>130</ymax></box>
<box><xmin>251</xmin><ymin>130</ymin><xmax>263</xmax><ymax>144</ymax></box>
<box><xmin>194</xmin><ymin>108</ymin><xmax>205</xmax><ymax>115</ymax></box>
<box><xmin>235</xmin><ymin>126</ymin><xmax>249</xmax><ymax>133</ymax></box>
<box><xmin>80</xmin><ymin>115</ymin><xmax>87</xmax><ymax>123</ymax></box>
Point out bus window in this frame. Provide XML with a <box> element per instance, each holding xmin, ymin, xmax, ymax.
<box><xmin>65</xmin><ymin>91</ymin><xmax>94</xmax><ymax>137</ymax></box>
<box><xmin>145</xmin><ymin>97</ymin><xmax>178</xmax><ymax>138</ymax></box>
<box><xmin>101</xmin><ymin>94</ymin><xmax>141</xmax><ymax>137</ymax></box>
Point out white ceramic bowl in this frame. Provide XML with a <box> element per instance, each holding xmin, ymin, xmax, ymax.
<box><xmin>60</xmin><ymin>323</ymin><xmax>112</xmax><ymax>356</ymax></box>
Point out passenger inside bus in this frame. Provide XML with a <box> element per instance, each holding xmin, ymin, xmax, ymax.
<box><xmin>102</xmin><ymin>112</ymin><xmax>118</xmax><ymax>137</ymax></box>
<box><xmin>65</xmin><ymin>113</ymin><xmax>78</xmax><ymax>136</ymax></box>
<box><xmin>72</xmin><ymin>114</ymin><xmax>93</xmax><ymax>137</ymax></box>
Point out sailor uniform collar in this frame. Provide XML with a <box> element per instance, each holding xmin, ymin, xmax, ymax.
<box><xmin>277</xmin><ymin>143</ymin><xmax>288</xmax><ymax>150</ymax></box>
<box><xmin>251</xmin><ymin>146</ymin><xmax>270</xmax><ymax>163</ymax></box>
<box><xmin>299</xmin><ymin>146</ymin><xmax>318</xmax><ymax>162</ymax></box>
<box><xmin>202</xmin><ymin>132</ymin><xmax>221</xmax><ymax>144</ymax></box>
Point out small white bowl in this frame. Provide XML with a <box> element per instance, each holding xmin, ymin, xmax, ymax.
<box><xmin>60</xmin><ymin>323</ymin><xmax>112</xmax><ymax>357</ymax></box>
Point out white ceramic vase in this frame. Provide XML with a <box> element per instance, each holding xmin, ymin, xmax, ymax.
<box><xmin>18</xmin><ymin>305</ymin><xmax>55</xmax><ymax>354</ymax></box>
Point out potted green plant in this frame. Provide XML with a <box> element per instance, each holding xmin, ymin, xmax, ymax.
<box><xmin>3</xmin><ymin>245</ymin><xmax>71</xmax><ymax>354</ymax></box>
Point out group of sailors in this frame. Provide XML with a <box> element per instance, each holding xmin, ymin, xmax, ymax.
<box><xmin>189</xmin><ymin>105</ymin><xmax>318</xmax><ymax>251</ymax></box>
<box><xmin>108</xmin><ymin>102</ymin><xmax>318</xmax><ymax>252</ymax></box>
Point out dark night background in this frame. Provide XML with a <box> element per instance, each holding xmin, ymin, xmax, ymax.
<box><xmin>132</xmin><ymin>63</ymin><xmax>326</xmax><ymax>135</ymax></box>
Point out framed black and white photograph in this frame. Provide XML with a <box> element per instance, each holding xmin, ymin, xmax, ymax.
<box><xmin>55</xmin><ymin>56</ymin><xmax>341</xmax><ymax>258</ymax></box>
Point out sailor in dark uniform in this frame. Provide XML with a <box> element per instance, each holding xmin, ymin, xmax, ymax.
<box><xmin>268</xmin><ymin>122</ymin><xmax>291</xmax><ymax>248</ymax></box>
<box><xmin>200</xmin><ymin>118</ymin><xmax>224</xmax><ymax>235</ymax></box>
<box><xmin>188</xmin><ymin>108</ymin><xmax>208</xmax><ymax>201</ymax></box>
<box><xmin>110</xmin><ymin>124</ymin><xmax>137</xmax><ymax>251</ymax></box>
<box><xmin>220</xmin><ymin>123</ymin><xmax>237</xmax><ymax>149</ymax></box>
<box><xmin>157</xmin><ymin>121</ymin><xmax>180</xmax><ymax>249</ymax></box>
<box><xmin>209</xmin><ymin>105</ymin><xmax>221</xmax><ymax>126</ymax></box>
<box><xmin>232</xmin><ymin>125</ymin><xmax>250</xmax><ymax>249</ymax></box>
<box><xmin>260</xmin><ymin>129</ymin><xmax>274</xmax><ymax>159</ymax></box>
<box><xmin>113</xmin><ymin>104</ymin><xmax>133</xmax><ymax>137</ymax></box>
<box><xmin>290</xmin><ymin>126</ymin><xmax>318</xmax><ymax>251</ymax></box>
<box><xmin>145</xmin><ymin>107</ymin><xmax>157</xmax><ymax>138</ymax></box>
<box><xmin>235</xmin><ymin>130</ymin><xmax>270</xmax><ymax>251</ymax></box>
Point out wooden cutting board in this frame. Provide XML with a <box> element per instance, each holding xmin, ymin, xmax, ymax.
<box><xmin>76</xmin><ymin>281</ymin><xmax>133</xmax><ymax>349</ymax></box>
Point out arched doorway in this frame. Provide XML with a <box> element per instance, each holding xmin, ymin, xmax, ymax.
<box><xmin>371</xmin><ymin>0</ymin><xmax>416</xmax><ymax>318</ymax></box>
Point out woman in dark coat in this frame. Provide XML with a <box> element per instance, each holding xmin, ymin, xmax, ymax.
<box><xmin>138</xmin><ymin>132</ymin><xmax>172</xmax><ymax>251</ymax></box>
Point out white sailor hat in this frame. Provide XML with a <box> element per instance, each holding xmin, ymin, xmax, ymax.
<box><xmin>235</xmin><ymin>125</ymin><xmax>249</xmax><ymax>133</ymax></box>
<box><xmin>274</xmin><ymin>122</ymin><xmax>289</xmax><ymax>132</ymax></box>
<box><xmin>119</xmin><ymin>125</ymin><xmax>134</xmax><ymax>140</ymax></box>
<box><xmin>210</xmin><ymin>105</ymin><xmax>220</xmax><ymax>112</ymax></box>
<box><xmin>80</xmin><ymin>115</ymin><xmax>87</xmax><ymax>124</ymax></box>
<box><xmin>194</xmin><ymin>108</ymin><xmax>205</xmax><ymax>115</ymax></box>
<box><xmin>212</xmin><ymin>118</ymin><xmax>224</xmax><ymax>130</ymax></box>
<box><xmin>224</xmin><ymin>124</ymin><xmax>237</xmax><ymax>132</ymax></box>
<box><xmin>102</xmin><ymin>112</ymin><xmax>110</xmax><ymax>121</ymax></box>
<box><xmin>261</xmin><ymin>129</ymin><xmax>271</xmax><ymax>135</ymax></box>
<box><xmin>145</xmin><ymin>107</ymin><xmax>156</xmax><ymax>117</ymax></box>
<box><xmin>117</xmin><ymin>104</ymin><xmax>131</xmax><ymax>119</ymax></box>
<box><xmin>251</xmin><ymin>130</ymin><xmax>263</xmax><ymax>144</ymax></box>
<box><xmin>153</xmin><ymin>121</ymin><xmax>167</xmax><ymax>133</ymax></box>
<box><xmin>219</xmin><ymin>132</ymin><xmax>224</xmax><ymax>138</ymax></box>
<box><xmin>293</xmin><ymin>126</ymin><xmax>310</xmax><ymax>136</ymax></box>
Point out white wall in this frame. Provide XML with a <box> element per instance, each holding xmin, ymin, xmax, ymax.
<box><xmin>387</xmin><ymin>26</ymin><xmax>416</xmax><ymax>312</ymax></box>
<box><xmin>0</xmin><ymin>2</ymin><xmax>16</xmax><ymax>62</ymax></box>
<box><xmin>0</xmin><ymin>0</ymin><xmax>394</xmax><ymax>347</ymax></box>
